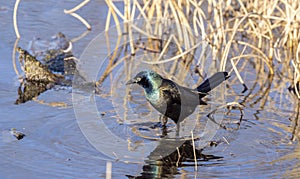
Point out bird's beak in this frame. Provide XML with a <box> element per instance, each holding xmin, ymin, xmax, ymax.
<box><xmin>126</xmin><ymin>79</ymin><xmax>136</xmax><ymax>85</ymax></box>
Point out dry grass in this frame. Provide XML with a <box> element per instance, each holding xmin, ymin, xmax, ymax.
<box><xmin>103</xmin><ymin>0</ymin><xmax>300</xmax><ymax>98</ymax></box>
<box><xmin>12</xmin><ymin>0</ymin><xmax>300</xmax><ymax>100</ymax></box>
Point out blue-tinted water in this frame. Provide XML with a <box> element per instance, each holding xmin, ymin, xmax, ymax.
<box><xmin>0</xmin><ymin>1</ymin><xmax>299</xmax><ymax>178</ymax></box>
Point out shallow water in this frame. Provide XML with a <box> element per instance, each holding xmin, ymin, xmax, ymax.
<box><xmin>1</xmin><ymin>1</ymin><xmax>300</xmax><ymax>178</ymax></box>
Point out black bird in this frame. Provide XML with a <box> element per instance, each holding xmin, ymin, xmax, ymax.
<box><xmin>126</xmin><ymin>70</ymin><xmax>229</xmax><ymax>126</ymax></box>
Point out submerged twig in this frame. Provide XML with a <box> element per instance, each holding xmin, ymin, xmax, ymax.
<box><xmin>64</xmin><ymin>0</ymin><xmax>91</xmax><ymax>30</ymax></box>
<box><xmin>207</xmin><ymin>102</ymin><xmax>244</xmax><ymax>130</ymax></box>
<box><xmin>191</xmin><ymin>131</ymin><xmax>197</xmax><ymax>171</ymax></box>
<box><xmin>12</xmin><ymin>38</ymin><xmax>22</xmax><ymax>78</ymax></box>
<box><xmin>64</xmin><ymin>0</ymin><xmax>90</xmax><ymax>14</ymax></box>
<box><xmin>65</xmin><ymin>12</ymin><xmax>91</xmax><ymax>30</ymax></box>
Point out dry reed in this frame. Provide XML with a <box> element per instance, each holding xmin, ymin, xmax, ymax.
<box><xmin>100</xmin><ymin>1</ymin><xmax>300</xmax><ymax>124</ymax></box>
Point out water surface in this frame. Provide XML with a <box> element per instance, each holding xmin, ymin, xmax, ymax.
<box><xmin>0</xmin><ymin>1</ymin><xmax>299</xmax><ymax>178</ymax></box>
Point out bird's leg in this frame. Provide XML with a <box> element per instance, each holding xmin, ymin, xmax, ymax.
<box><xmin>175</xmin><ymin>123</ymin><xmax>180</xmax><ymax>137</ymax></box>
<box><xmin>161</xmin><ymin>125</ymin><xmax>168</xmax><ymax>137</ymax></box>
<box><xmin>151</xmin><ymin>115</ymin><xmax>168</xmax><ymax>129</ymax></box>
<box><xmin>161</xmin><ymin>115</ymin><xmax>168</xmax><ymax>127</ymax></box>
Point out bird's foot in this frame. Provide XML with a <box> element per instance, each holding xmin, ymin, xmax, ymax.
<box><xmin>148</xmin><ymin>122</ymin><xmax>168</xmax><ymax>137</ymax></box>
<box><xmin>150</xmin><ymin>122</ymin><xmax>164</xmax><ymax>129</ymax></box>
<box><xmin>160</xmin><ymin>115</ymin><xmax>168</xmax><ymax>127</ymax></box>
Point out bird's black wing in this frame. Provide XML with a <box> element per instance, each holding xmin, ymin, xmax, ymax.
<box><xmin>159</xmin><ymin>79</ymin><xmax>184</xmax><ymax>123</ymax></box>
<box><xmin>160</xmin><ymin>79</ymin><xmax>201</xmax><ymax>123</ymax></box>
<box><xmin>160</xmin><ymin>79</ymin><xmax>181</xmax><ymax>105</ymax></box>
<box><xmin>161</xmin><ymin>79</ymin><xmax>201</xmax><ymax>106</ymax></box>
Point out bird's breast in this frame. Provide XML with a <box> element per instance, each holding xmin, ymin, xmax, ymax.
<box><xmin>145</xmin><ymin>89</ymin><xmax>172</xmax><ymax>116</ymax></box>
<box><xmin>145</xmin><ymin>89</ymin><xmax>160</xmax><ymax>103</ymax></box>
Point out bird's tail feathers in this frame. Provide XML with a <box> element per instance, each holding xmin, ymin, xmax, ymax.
<box><xmin>196</xmin><ymin>72</ymin><xmax>229</xmax><ymax>98</ymax></box>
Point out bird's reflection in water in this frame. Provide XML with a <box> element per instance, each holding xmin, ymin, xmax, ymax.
<box><xmin>126</xmin><ymin>139</ymin><xmax>222</xmax><ymax>179</ymax></box>
<box><xmin>126</xmin><ymin>106</ymin><xmax>243</xmax><ymax>179</ymax></box>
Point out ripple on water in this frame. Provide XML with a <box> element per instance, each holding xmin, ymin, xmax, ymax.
<box><xmin>0</xmin><ymin>107</ymin><xmax>109</xmax><ymax>178</ymax></box>
<box><xmin>191</xmin><ymin>108</ymin><xmax>297</xmax><ymax>178</ymax></box>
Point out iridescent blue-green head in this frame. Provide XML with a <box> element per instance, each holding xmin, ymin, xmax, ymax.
<box><xmin>126</xmin><ymin>70</ymin><xmax>163</xmax><ymax>91</ymax></box>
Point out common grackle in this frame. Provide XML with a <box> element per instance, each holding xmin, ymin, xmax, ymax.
<box><xmin>126</xmin><ymin>70</ymin><xmax>229</xmax><ymax>126</ymax></box>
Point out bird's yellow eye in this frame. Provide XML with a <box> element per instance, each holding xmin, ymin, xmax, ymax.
<box><xmin>136</xmin><ymin>77</ymin><xmax>141</xmax><ymax>82</ymax></box>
